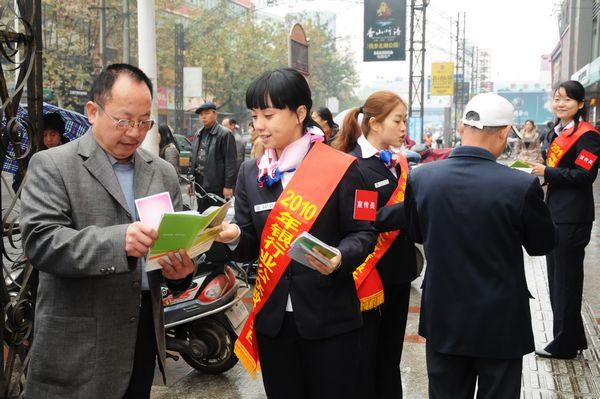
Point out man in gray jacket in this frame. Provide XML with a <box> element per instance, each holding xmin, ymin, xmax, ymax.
<box><xmin>20</xmin><ymin>64</ymin><xmax>195</xmax><ymax>398</ymax></box>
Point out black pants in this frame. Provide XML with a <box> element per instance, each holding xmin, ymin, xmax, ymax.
<box><xmin>123</xmin><ymin>292</ymin><xmax>157</xmax><ymax>399</ymax></box>
<box><xmin>256</xmin><ymin>312</ymin><xmax>361</xmax><ymax>399</ymax></box>
<box><xmin>426</xmin><ymin>344</ymin><xmax>522</xmax><ymax>399</ymax></box>
<box><xmin>545</xmin><ymin>223</ymin><xmax>592</xmax><ymax>357</ymax></box>
<box><xmin>356</xmin><ymin>307</ymin><xmax>381</xmax><ymax>398</ymax></box>
<box><xmin>375</xmin><ymin>283</ymin><xmax>411</xmax><ymax>399</ymax></box>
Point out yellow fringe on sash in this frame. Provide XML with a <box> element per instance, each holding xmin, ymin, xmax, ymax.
<box><xmin>359</xmin><ymin>291</ymin><xmax>384</xmax><ymax>312</ymax></box>
<box><xmin>234</xmin><ymin>341</ymin><xmax>260</xmax><ymax>379</ymax></box>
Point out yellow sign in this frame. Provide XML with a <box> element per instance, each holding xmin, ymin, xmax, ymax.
<box><xmin>431</xmin><ymin>62</ymin><xmax>455</xmax><ymax>96</ymax></box>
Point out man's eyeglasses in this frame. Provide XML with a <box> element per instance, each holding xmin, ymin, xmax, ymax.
<box><xmin>96</xmin><ymin>103</ymin><xmax>155</xmax><ymax>131</ymax></box>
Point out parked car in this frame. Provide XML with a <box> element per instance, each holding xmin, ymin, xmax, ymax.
<box><xmin>174</xmin><ymin>133</ymin><xmax>192</xmax><ymax>174</ymax></box>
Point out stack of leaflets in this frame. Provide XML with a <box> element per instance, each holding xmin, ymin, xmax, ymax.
<box><xmin>510</xmin><ymin>160</ymin><xmax>533</xmax><ymax>174</ymax></box>
<box><xmin>135</xmin><ymin>192</ymin><xmax>232</xmax><ymax>271</ymax></box>
<box><xmin>287</xmin><ymin>232</ymin><xmax>340</xmax><ymax>270</ymax></box>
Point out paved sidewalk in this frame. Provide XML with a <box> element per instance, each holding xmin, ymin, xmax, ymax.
<box><xmin>152</xmin><ymin>181</ymin><xmax>600</xmax><ymax>399</ymax></box>
<box><xmin>521</xmin><ymin>255</ymin><xmax>600</xmax><ymax>398</ymax></box>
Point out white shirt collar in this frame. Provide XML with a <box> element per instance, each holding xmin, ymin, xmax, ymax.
<box><xmin>357</xmin><ymin>134</ymin><xmax>380</xmax><ymax>159</ymax></box>
<box><xmin>554</xmin><ymin>120</ymin><xmax>575</xmax><ymax>135</ymax></box>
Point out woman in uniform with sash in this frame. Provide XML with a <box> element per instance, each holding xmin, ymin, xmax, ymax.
<box><xmin>528</xmin><ymin>80</ymin><xmax>600</xmax><ymax>359</ymax></box>
<box><xmin>332</xmin><ymin>91</ymin><xmax>418</xmax><ymax>398</ymax></box>
<box><xmin>217</xmin><ymin>67</ymin><xmax>376</xmax><ymax>399</ymax></box>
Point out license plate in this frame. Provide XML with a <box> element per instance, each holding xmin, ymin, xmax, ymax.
<box><xmin>225</xmin><ymin>301</ymin><xmax>249</xmax><ymax>330</ymax></box>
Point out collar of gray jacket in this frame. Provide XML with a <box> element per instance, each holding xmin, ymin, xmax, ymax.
<box><xmin>77</xmin><ymin>128</ymin><xmax>154</xmax><ymax>164</ymax></box>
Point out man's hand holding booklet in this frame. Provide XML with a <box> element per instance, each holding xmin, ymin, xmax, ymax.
<box><xmin>288</xmin><ymin>232</ymin><xmax>341</xmax><ymax>275</ymax></box>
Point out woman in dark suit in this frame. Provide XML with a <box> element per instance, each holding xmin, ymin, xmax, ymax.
<box><xmin>529</xmin><ymin>80</ymin><xmax>600</xmax><ymax>359</ymax></box>
<box><xmin>217</xmin><ymin>68</ymin><xmax>376</xmax><ymax>399</ymax></box>
<box><xmin>332</xmin><ymin>91</ymin><xmax>418</xmax><ymax>398</ymax></box>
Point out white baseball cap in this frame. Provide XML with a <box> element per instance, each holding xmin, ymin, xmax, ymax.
<box><xmin>462</xmin><ymin>93</ymin><xmax>514</xmax><ymax>129</ymax></box>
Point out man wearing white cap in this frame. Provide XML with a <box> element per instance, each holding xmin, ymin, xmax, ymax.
<box><xmin>379</xmin><ymin>93</ymin><xmax>557</xmax><ymax>398</ymax></box>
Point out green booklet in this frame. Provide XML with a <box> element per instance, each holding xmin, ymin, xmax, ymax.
<box><xmin>287</xmin><ymin>232</ymin><xmax>340</xmax><ymax>270</ymax></box>
<box><xmin>510</xmin><ymin>160</ymin><xmax>533</xmax><ymax>174</ymax></box>
<box><xmin>146</xmin><ymin>201</ymin><xmax>232</xmax><ymax>271</ymax></box>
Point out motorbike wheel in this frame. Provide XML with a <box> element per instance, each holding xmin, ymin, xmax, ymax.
<box><xmin>176</xmin><ymin>318</ymin><xmax>239</xmax><ymax>374</ymax></box>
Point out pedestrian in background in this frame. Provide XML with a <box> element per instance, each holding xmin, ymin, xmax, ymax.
<box><xmin>248</xmin><ymin>121</ymin><xmax>264</xmax><ymax>159</ymax></box>
<box><xmin>158</xmin><ymin>124</ymin><xmax>180</xmax><ymax>173</ymax></box>
<box><xmin>383</xmin><ymin>93</ymin><xmax>556</xmax><ymax>398</ymax></box>
<box><xmin>519</xmin><ymin>120</ymin><xmax>542</xmax><ymax>162</ymax></box>
<box><xmin>311</xmin><ymin>106</ymin><xmax>339</xmax><ymax>143</ymax></box>
<box><xmin>20</xmin><ymin>63</ymin><xmax>194</xmax><ymax>399</ymax></box>
<box><xmin>334</xmin><ymin>90</ymin><xmax>418</xmax><ymax>398</ymax></box>
<box><xmin>217</xmin><ymin>67</ymin><xmax>376</xmax><ymax>399</ymax></box>
<box><xmin>223</xmin><ymin>117</ymin><xmax>246</xmax><ymax>171</ymax></box>
<box><xmin>528</xmin><ymin>80</ymin><xmax>600</xmax><ymax>359</ymax></box>
<box><xmin>189</xmin><ymin>102</ymin><xmax>237</xmax><ymax>211</ymax></box>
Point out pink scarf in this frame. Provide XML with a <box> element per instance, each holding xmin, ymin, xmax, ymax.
<box><xmin>256</xmin><ymin>126</ymin><xmax>324</xmax><ymax>187</ymax></box>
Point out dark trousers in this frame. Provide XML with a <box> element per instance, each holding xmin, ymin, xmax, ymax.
<box><xmin>194</xmin><ymin>174</ymin><xmax>222</xmax><ymax>213</ymax></box>
<box><xmin>545</xmin><ymin>223</ymin><xmax>592</xmax><ymax>357</ymax></box>
<box><xmin>123</xmin><ymin>293</ymin><xmax>157</xmax><ymax>399</ymax></box>
<box><xmin>426</xmin><ymin>344</ymin><xmax>522</xmax><ymax>399</ymax></box>
<box><xmin>256</xmin><ymin>312</ymin><xmax>361</xmax><ymax>399</ymax></box>
<box><xmin>357</xmin><ymin>308</ymin><xmax>381</xmax><ymax>398</ymax></box>
<box><xmin>375</xmin><ymin>283</ymin><xmax>411</xmax><ymax>399</ymax></box>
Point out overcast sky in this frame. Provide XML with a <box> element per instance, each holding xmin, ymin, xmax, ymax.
<box><xmin>255</xmin><ymin>0</ymin><xmax>559</xmax><ymax>85</ymax></box>
<box><xmin>428</xmin><ymin>0</ymin><xmax>559</xmax><ymax>82</ymax></box>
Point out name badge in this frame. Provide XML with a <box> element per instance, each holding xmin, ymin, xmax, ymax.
<box><xmin>254</xmin><ymin>202</ymin><xmax>276</xmax><ymax>212</ymax></box>
<box><xmin>374</xmin><ymin>179</ymin><xmax>390</xmax><ymax>189</ymax></box>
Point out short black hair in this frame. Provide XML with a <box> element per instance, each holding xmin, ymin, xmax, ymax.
<box><xmin>43</xmin><ymin>112</ymin><xmax>65</xmax><ymax>135</ymax></box>
<box><xmin>246</xmin><ymin>67</ymin><xmax>318</xmax><ymax>129</ymax></box>
<box><xmin>90</xmin><ymin>63</ymin><xmax>153</xmax><ymax>106</ymax></box>
<box><xmin>315</xmin><ymin>107</ymin><xmax>336</xmax><ymax>129</ymax></box>
<box><xmin>555</xmin><ymin>80</ymin><xmax>587</xmax><ymax>130</ymax></box>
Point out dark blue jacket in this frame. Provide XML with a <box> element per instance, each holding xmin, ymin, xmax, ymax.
<box><xmin>403</xmin><ymin>146</ymin><xmax>556</xmax><ymax>359</ymax></box>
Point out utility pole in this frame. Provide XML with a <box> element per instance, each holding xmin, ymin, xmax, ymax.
<box><xmin>175</xmin><ymin>23</ymin><xmax>184</xmax><ymax>136</ymax></box>
<box><xmin>453</xmin><ymin>11</ymin><xmax>466</xmax><ymax>139</ymax></box>
<box><xmin>408</xmin><ymin>0</ymin><xmax>429</xmax><ymax>142</ymax></box>
<box><xmin>138</xmin><ymin>0</ymin><xmax>159</xmax><ymax>154</ymax></box>
<box><xmin>123</xmin><ymin>0</ymin><xmax>130</xmax><ymax>63</ymax></box>
<box><xmin>100</xmin><ymin>0</ymin><xmax>107</xmax><ymax>68</ymax></box>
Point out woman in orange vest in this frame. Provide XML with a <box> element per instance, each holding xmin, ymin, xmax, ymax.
<box><xmin>216</xmin><ymin>67</ymin><xmax>376</xmax><ymax>399</ymax></box>
<box><xmin>529</xmin><ymin>80</ymin><xmax>600</xmax><ymax>359</ymax></box>
<box><xmin>332</xmin><ymin>91</ymin><xmax>418</xmax><ymax>398</ymax></box>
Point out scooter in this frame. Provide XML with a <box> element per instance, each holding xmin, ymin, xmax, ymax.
<box><xmin>163</xmin><ymin>254</ymin><xmax>251</xmax><ymax>374</ymax></box>
<box><xmin>163</xmin><ymin>177</ymin><xmax>250</xmax><ymax>374</ymax></box>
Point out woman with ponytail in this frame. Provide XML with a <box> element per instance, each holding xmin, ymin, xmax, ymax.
<box><xmin>529</xmin><ymin>80</ymin><xmax>600</xmax><ymax>359</ymax></box>
<box><xmin>333</xmin><ymin>91</ymin><xmax>418</xmax><ymax>398</ymax></box>
<box><xmin>216</xmin><ymin>68</ymin><xmax>376</xmax><ymax>398</ymax></box>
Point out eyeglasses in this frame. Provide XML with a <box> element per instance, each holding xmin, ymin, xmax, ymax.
<box><xmin>96</xmin><ymin>103</ymin><xmax>155</xmax><ymax>131</ymax></box>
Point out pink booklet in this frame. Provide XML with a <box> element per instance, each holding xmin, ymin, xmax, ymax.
<box><xmin>134</xmin><ymin>192</ymin><xmax>174</xmax><ymax>230</ymax></box>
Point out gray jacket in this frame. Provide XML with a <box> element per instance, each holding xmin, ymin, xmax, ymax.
<box><xmin>20</xmin><ymin>130</ymin><xmax>183</xmax><ymax>398</ymax></box>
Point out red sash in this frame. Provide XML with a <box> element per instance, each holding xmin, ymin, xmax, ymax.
<box><xmin>353</xmin><ymin>153</ymin><xmax>409</xmax><ymax>311</ymax></box>
<box><xmin>547</xmin><ymin>121</ymin><xmax>600</xmax><ymax>167</ymax></box>
<box><xmin>234</xmin><ymin>143</ymin><xmax>355</xmax><ymax>377</ymax></box>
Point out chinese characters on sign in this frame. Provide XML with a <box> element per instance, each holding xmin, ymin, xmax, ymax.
<box><xmin>364</xmin><ymin>0</ymin><xmax>407</xmax><ymax>62</ymax></box>
<box><xmin>431</xmin><ymin>62</ymin><xmax>455</xmax><ymax>96</ymax></box>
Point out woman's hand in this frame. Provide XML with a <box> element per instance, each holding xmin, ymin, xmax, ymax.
<box><xmin>216</xmin><ymin>221</ymin><xmax>241</xmax><ymax>243</ymax></box>
<box><xmin>527</xmin><ymin>161</ymin><xmax>546</xmax><ymax>177</ymax></box>
<box><xmin>160</xmin><ymin>249</ymin><xmax>195</xmax><ymax>280</ymax></box>
<box><xmin>305</xmin><ymin>250</ymin><xmax>342</xmax><ymax>276</ymax></box>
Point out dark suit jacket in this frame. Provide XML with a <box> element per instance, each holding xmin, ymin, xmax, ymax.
<box><xmin>544</xmin><ymin>129</ymin><xmax>600</xmax><ymax>223</ymax></box>
<box><xmin>403</xmin><ymin>146</ymin><xmax>556</xmax><ymax>359</ymax></box>
<box><xmin>230</xmin><ymin>156</ymin><xmax>377</xmax><ymax>340</ymax></box>
<box><xmin>190</xmin><ymin>123</ymin><xmax>237</xmax><ymax>191</ymax></box>
<box><xmin>349</xmin><ymin>146</ymin><xmax>417</xmax><ymax>286</ymax></box>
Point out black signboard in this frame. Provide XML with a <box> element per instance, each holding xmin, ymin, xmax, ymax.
<box><xmin>364</xmin><ymin>0</ymin><xmax>406</xmax><ymax>62</ymax></box>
